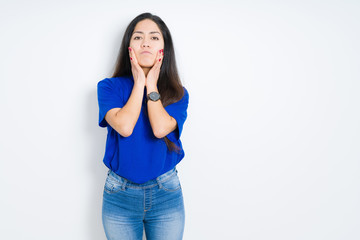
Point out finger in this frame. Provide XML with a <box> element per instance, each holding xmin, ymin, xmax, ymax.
<box><xmin>147</xmin><ymin>50</ymin><xmax>162</xmax><ymax>77</ymax></box>
<box><xmin>159</xmin><ymin>48</ymin><xmax>164</xmax><ymax>61</ymax></box>
<box><xmin>158</xmin><ymin>49</ymin><xmax>164</xmax><ymax>68</ymax></box>
<box><xmin>154</xmin><ymin>49</ymin><xmax>163</xmax><ymax>67</ymax></box>
<box><xmin>128</xmin><ymin>47</ymin><xmax>139</xmax><ymax>65</ymax></box>
<box><xmin>128</xmin><ymin>47</ymin><xmax>132</xmax><ymax>61</ymax></box>
<box><xmin>149</xmin><ymin>52</ymin><xmax>161</xmax><ymax>75</ymax></box>
<box><xmin>128</xmin><ymin>47</ymin><xmax>135</xmax><ymax>62</ymax></box>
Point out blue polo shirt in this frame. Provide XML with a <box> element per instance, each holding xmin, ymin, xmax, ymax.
<box><xmin>97</xmin><ymin>75</ymin><xmax>189</xmax><ymax>184</ymax></box>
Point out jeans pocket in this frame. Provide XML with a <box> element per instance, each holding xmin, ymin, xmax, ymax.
<box><xmin>104</xmin><ymin>173</ymin><xmax>123</xmax><ymax>194</ymax></box>
<box><xmin>161</xmin><ymin>172</ymin><xmax>182</xmax><ymax>192</ymax></box>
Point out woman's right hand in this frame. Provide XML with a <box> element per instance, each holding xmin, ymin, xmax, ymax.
<box><xmin>128</xmin><ymin>47</ymin><xmax>146</xmax><ymax>86</ymax></box>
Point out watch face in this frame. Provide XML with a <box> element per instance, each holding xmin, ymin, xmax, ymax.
<box><xmin>149</xmin><ymin>92</ymin><xmax>160</xmax><ymax>101</ymax></box>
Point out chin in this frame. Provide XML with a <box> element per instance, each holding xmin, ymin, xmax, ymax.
<box><xmin>139</xmin><ymin>61</ymin><xmax>155</xmax><ymax>68</ymax></box>
<box><xmin>138</xmin><ymin>55</ymin><xmax>155</xmax><ymax>65</ymax></box>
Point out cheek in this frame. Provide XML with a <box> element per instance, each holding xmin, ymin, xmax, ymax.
<box><xmin>160</xmin><ymin>40</ymin><xmax>165</xmax><ymax>49</ymax></box>
<box><xmin>129</xmin><ymin>45</ymin><xmax>140</xmax><ymax>58</ymax></box>
<box><xmin>157</xmin><ymin>42</ymin><xmax>165</xmax><ymax>50</ymax></box>
<box><xmin>129</xmin><ymin>41</ymin><xmax>139</xmax><ymax>51</ymax></box>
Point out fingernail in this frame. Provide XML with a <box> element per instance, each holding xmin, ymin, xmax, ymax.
<box><xmin>159</xmin><ymin>50</ymin><xmax>161</xmax><ymax>53</ymax></box>
<box><xmin>159</xmin><ymin>58</ymin><xmax>161</xmax><ymax>61</ymax></box>
<box><xmin>130</xmin><ymin>57</ymin><xmax>132</xmax><ymax>60</ymax></box>
<box><xmin>128</xmin><ymin>47</ymin><xmax>131</xmax><ymax>51</ymax></box>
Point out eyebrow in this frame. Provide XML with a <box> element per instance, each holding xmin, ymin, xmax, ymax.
<box><xmin>132</xmin><ymin>31</ymin><xmax>161</xmax><ymax>35</ymax></box>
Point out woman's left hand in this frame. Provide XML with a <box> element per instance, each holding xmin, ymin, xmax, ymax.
<box><xmin>146</xmin><ymin>49</ymin><xmax>164</xmax><ymax>89</ymax></box>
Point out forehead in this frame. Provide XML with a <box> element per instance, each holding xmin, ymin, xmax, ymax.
<box><xmin>133</xmin><ymin>19</ymin><xmax>162</xmax><ymax>35</ymax></box>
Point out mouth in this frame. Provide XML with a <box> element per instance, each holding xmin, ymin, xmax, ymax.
<box><xmin>141</xmin><ymin>51</ymin><xmax>152</xmax><ymax>54</ymax></box>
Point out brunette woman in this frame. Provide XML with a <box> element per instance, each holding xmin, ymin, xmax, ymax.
<box><xmin>97</xmin><ymin>12</ymin><xmax>189</xmax><ymax>240</ymax></box>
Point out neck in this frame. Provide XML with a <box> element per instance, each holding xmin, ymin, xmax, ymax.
<box><xmin>142</xmin><ymin>67</ymin><xmax>150</xmax><ymax>77</ymax></box>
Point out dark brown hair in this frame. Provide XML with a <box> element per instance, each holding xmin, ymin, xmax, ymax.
<box><xmin>111</xmin><ymin>12</ymin><xmax>184</xmax><ymax>152</ymax></box>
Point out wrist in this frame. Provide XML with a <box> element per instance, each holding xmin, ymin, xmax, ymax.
<box><xmin>133</xmin><ymin>81</ymin><xmax>145</xmax><ymax>89</ymax></box>
<box><xmin>146</xmin><ymin>85</ymin><xmax>158</xmax><ymax>95</ymax></box>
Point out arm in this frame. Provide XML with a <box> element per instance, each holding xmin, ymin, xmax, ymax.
<box><xmin>104</xmin><ymin>47</ymin><xmax>147</xmax><ymax>137</ymax></box>
<box><xmin>105</xmin><ymin>83</ymin><xmax>144</xmax><ymax>137</ymax></box>
<box><xmin>146</xmin><ymin>86</ymin><xmax>177</xmax><ymax>138</ymax></box>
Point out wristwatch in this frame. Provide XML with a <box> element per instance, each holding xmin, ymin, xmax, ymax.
<box><xmin>147</xmin><ymin>91</ymin><xmax>161</xmax><ymax>102</ymax></box>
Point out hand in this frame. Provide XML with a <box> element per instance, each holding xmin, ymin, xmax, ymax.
<box><xmin>146</xmin><ymin>49</ymin><xmax>164</xmax><ymax>89</ymax></box>
<box><xmin>128</xmin><ymin>47</ymin><xmax>146</xmax><ymax>86</ymax></box>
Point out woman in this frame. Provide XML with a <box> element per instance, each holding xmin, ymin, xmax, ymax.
<box><xmin>97</xmin><ymin>12</ymin><xmax>189</xmax><ymax>240</ymax></box>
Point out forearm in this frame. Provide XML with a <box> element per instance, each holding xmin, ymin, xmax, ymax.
<box><xmin>114</xmin><ymin>83</ymin><xmax>144</xmax><ymax>136</ymax></box>
<box><xmin>146</xmin><ymin>86</ymin><xmax>177</xmax><ymax>138</ymax></box>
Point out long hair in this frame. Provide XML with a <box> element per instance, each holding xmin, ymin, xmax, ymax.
<box><xmin>111</xmin><ymin>12</ymin><xmax>184</xmax><ymax>152</ymax></box>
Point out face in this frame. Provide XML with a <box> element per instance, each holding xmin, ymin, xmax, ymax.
<box><xmin>129</xmin><ymin>19</ymin><xmax>164</xmax><ymax>69</ymax></box>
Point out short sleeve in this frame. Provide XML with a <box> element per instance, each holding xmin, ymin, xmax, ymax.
<box><xmin>97</xmin><ymin>78</ymin><xmax>125</xmax><ymax>128</ymax></box>
<box><xmin>165</xmin><ymin>87</ymin><xmax>189</xmax><ymax>142</ymax></box>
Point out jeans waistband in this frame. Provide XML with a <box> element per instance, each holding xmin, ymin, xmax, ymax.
<box><xmin>107</xmin><ymin>167</ymin><xmax>177</xmax><ymax>189</ymax></box>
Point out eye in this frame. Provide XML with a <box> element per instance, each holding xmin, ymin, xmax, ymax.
<box><xmin>133</xmin><ymin>36</ymin><xmax>141</xmax><ymax>40</ymax></box>
<box><xmin>152</xmin><ymin>36</ymin><xmax>159</xmax><ymax>40</ymax></box>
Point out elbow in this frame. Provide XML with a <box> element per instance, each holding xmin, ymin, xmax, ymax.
<box><xmin>116</xmin><ymin>124</ymin><xmax>134</xmax><ymax>138</ymax></box>
<box><xmin>153</xmin><ymin>128</ymin><xmax>167</xmax><ymax>139</ymax></box>
<box><xmin>153</xmin><ymin>120</ymin><xmax>177</xmax><ymax>139</ymax></box>
<box><xmin>120</xmin><ymin>129</ymin><xmax>133</xmax><ymax>138</ymax></box>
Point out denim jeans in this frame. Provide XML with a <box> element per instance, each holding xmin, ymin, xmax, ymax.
<box><xmin>102</xmin><ymin>167</ymin><xmax>185</xmax><ymax>240</ymax></box>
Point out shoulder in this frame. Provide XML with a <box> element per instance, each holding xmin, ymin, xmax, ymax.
<box><xmin>181</xmin><ymin>86</ymin><xmax>189</xmax><ymax>103</ymax></box>
<box><xmin>183</xmin><ymin>87</ymin><xmax>189</xmax><ymax>97</ymax></box>
<box><xmin>97</xmin><ymin>75</ymin><xmax>133</xmax><ymax>88</ymax></box>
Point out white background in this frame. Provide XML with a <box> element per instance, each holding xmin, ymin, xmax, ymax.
<box><xmin>1</xmin><ymin>0</ymin><xmax>359</xmax><ymax>239</ymax></box>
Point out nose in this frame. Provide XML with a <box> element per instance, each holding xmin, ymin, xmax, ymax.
<box><xmin>142</xmin><ymin>38</ymin><xmax>150</xmax><ymax>47</ymax></box>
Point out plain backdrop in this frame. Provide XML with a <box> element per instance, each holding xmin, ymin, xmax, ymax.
<box><xmin>1</xmin><ymin>0</ymin><xmax>359</xmax><ymax>239</ymax></box>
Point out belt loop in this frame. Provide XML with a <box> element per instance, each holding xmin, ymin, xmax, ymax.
<box><xmin>156</xmin><ymin>177</ymin><xmax>163</xmax><ymax>189</ymax></box>
<box><xmin>121</xmin><ymin>178</ymin><xmax>127</xmax><ymax>190</ymax></box>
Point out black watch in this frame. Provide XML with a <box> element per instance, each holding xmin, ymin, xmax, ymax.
<box><xmin>147</xmin><ymin>91</ymin><xmax>161</xmax><ymax>102</ymax></box>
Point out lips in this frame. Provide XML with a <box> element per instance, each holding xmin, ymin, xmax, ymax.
<box><xmin>141</xmin><ymin>51</ymin><xmax>152</xmax><ymax>54</ymax></box>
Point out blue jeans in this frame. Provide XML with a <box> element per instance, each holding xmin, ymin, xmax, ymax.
<box><xmin>102</xmin><ymin>167</ymin><xmax>185</xmax><ymax>240</ymax></box>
